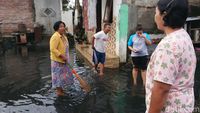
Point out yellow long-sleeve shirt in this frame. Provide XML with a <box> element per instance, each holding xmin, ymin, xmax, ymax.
<box><xmin>50</xmin><ymin>32</ymin><xmax>68</xmax><ymax>63</ymax></box>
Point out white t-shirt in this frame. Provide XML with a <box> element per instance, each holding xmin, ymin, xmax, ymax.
<box><xmin>94</xmin><ymin>31</ymin><xmax>109</xmax><ymax>53</ymax></box>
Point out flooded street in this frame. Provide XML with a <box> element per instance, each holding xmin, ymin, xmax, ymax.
<box><xmin>0</xmin><ymin>40</ymin><xmax>199</xmax><ymax>113</ymax></box>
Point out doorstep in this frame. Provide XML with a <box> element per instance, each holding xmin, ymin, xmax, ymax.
<box><xmin>75</xmin><ymin>44</ymin><xmax>120</xmax><ymax>68</ymax></box>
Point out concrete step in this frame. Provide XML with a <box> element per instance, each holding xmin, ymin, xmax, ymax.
<box><xmin>75</xmin><ymin>44</ymin><xmax>120</xmax><ymax>68</ymax></box>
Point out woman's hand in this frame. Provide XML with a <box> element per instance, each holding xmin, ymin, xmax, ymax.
<box><xmin>148</xmin><ymin>81</ymin><xmax>171</xmax><ymax>113</ymax></box>
<box><xmin>59</xmin><ymin>54</ymin><xmax>67</xmax><ymax>62</ymax></box>
<box><xmin>132</xmin><ymin>48</ymin><xmax>138</xmax><ymax>53</ymax></box>
<box><xmin>139</xmin><ymin>34</ymin><xmax>146</xmax><ymax>38</ymax></box>
<box><xmin>139</xmin><ymin>34</ymin><xmax>152</xmax><ymax>45</ymax></box>
<box><xmin>128</xmin><ymin>46</ymin><xmax>139</xmax><ymax>53</ymax></box>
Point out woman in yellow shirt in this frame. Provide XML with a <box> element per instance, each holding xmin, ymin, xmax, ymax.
<box><xmin>50</xmin><ymin>21</ymin><xmax>73</xmax><ymax>96</ymax></box>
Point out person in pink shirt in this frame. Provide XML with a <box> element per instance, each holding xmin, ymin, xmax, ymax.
<box><xmin>145</xmin><ymin>0</ymin><xmax>197</xmax><ymax>113</ymax></box>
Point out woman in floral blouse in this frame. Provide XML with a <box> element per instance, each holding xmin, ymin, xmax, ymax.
<box><xmin>146</xmin><ymin>0</ymin><xmax>197</xmax><ymax>113</ymax></box>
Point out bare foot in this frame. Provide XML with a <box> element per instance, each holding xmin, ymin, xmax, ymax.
<box><xmin>95</xmin><ymin>68</ymin><xmax>100</xmax><ymax>73</ymax></box>
<box><xmin>133</xmin><ymin>82</ymin><xmax>137</xmax><ymax>87</ymax></box>
<box><xmin>99</xmin><ymin>73</ymin><xmax>104</xmax><ymax>76</ymax></box>
<box><xmin>56</xmin><ymin>89</ymin><xmax>64</xmax><ymax>96</ymax></box>
<box><xmin>57</xmin><ymin>92</ymin><xmax>64</xmax><ymax>96</ymax></box>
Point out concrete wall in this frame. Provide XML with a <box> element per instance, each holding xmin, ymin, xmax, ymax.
<box><xmin>0</xmin><ymin>0</ymin><xmax>34</xmax><ymax>34</ymax></box>
<box><xmin>135</xmin><ymin>0</ymin><xmax>158</xmax><ymax>7</ymax></box>
<box><xmin>118</xmin><ymin>4</ymin><xmax>129</xmax><ymax>62</ymax></box>
<box><xmin>189</xmin><ymin>0</ymin><xmax>200</xmax><ymax>17</ymax></box>
<box><xmin>189</xmin><ymin>0</ymin><xmax>200</xmax><ymax>6</ymax></box>
<box><xmin>61</xmin><ymin>10</ymin><xmax>74</xmax><ymax>34</ymax></box>
<box><xmin>128</xmin><ymin>0</ymin><xmax>157</xmax><ymax>32</ymax></box>
<box><xmin>137</xmin><ymin>7</ymin><xmax>156</xmax><ymax>32</ymax></box>
<box><xmin>34</xmin><ymin>0</ymin><xmax>61</xmax><ymax>34</ymax></box>
<box><xmin>114</xmin><ymin>0</ymin><xmax>122</xmax><ymax>58</ymax></box>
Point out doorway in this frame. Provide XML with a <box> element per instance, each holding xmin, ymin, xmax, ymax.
<box><xmin>96</xmin><ymin>0</ymin><xmax>102</xmax><ymax>32</ymax></box>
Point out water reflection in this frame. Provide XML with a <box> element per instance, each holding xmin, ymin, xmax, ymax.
<box><xmin>0</xmin><ymin>39</ymin><xmax>199</xmax><ymax>113</ymax></box>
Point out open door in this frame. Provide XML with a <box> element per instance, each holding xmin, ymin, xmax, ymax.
<box><xmin>96</xmin><ymin>0</ymin><xmax>102</xmax><ymax>32</ymax></box>
<box><xmin>103</xmin><ymin>0</ymin><xmax>113</xmax><ymax>23</ymax></box>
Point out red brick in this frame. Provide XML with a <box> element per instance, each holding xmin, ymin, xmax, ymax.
<box><xmin>0</xmin><ymin>0</ymin><xmax>34</xmax><ymax>34</ymax></box>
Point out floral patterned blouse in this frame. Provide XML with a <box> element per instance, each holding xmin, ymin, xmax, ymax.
<box><xmin>146</xmin><ymin>29</ymin><xmax>197</xmax><ymax>113</ymax></box>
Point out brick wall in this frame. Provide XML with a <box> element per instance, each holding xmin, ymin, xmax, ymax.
<box><xmin>0</xmin><ymin>0</ymin><xmax>34</xmax><ymax>34</ymax></box>
<box><xmin>189</xmin><ymin>0</ymin><xmax>200</xmax><ymax>6</ymax></box>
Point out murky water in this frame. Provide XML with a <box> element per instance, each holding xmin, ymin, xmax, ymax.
<box><xmin>0</xmin><ymin>39</ymin><xmax>199</xmax><ymax>113</ymax></box>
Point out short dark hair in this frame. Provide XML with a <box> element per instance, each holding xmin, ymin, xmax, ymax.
<box><xmin>104</xmin><ymin>23</ymin><xmax>111</xmax><ymax>28</ymax></box>
<box><xmin>53</xmin><ymin>21</ymin><xmax>66</xmax><ymax>31</ymax></box>
<box><xmin>157</xmin><ymin>0</ymin><xmax>188</xmax><ymax>29</ymax></box>
<box><xmin>136</xmin><ymin>24</ymin><xmax>143</xmax><ymax>31</ymax></box>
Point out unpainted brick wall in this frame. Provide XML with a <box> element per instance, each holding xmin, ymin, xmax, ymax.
<box><xmin>0</xmin><ymin>0</ymin><xmax>34</xmax><ymax>34</ymax></box>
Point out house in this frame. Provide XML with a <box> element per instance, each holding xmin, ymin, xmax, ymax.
<box><xmin>78</xmin><ymin>0</ymin><xmax>158</xmax><ymax>68</ymax></box>
<box><xmin>77</xmin><ymin>0</ymin><xmax>200</xmax><ymax>68</ymax></box>
<box><xmin>0</xmin><ymin>0</ymin><xmax>35</xmax><ymax>34</ymax></box>
<box><xmin>0</xmin><ymin>0</ymin><xmax>74</xmax><ymax>36</ymax></box>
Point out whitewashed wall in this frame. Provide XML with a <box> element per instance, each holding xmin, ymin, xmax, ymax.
<box><xmin>61</xmin><ymin>10</ymin><xmax>74</xmax><ymax>34</ymax></box>
<box><xmin>34</xmin><ymin>0</ymin><xmax>61</xmax><ymax>34</ymax></box>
